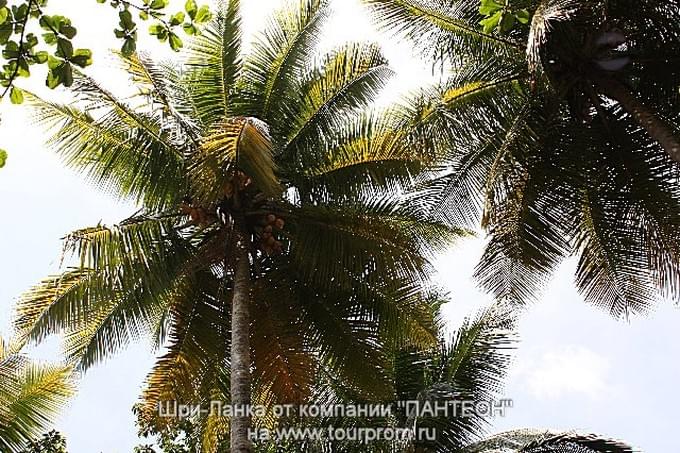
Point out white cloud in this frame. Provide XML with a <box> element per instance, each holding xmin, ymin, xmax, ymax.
<box><xmin>520</xmin><ymin>346</ymin><xmax>612</xmax><ymax>401</ymax></box>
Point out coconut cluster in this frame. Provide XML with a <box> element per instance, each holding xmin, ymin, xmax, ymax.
<box><xmin>180</xmin><ymin>202</ymin><xmax>213</xmax><ymax>226</ymax></box>
<box><xmin>222</xmin><ymin>171</ymin><xmax>253</xmax><ymax>198</ymax></box>
<box><xmin>179</xmin><ymin>171</ymin><xmax>286</xmax><ymax>256</ymax></box>
<box><xmin>258</xmin><ymin>213</ymin><xmax>285</xmax><ymax>256</ymax></box>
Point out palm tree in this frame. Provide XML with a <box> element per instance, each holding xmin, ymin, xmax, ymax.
<box><xmin>0</xmin><ymin>338</ymin><xmax>74</xmax><ymax>453</ymax></box>
<box><xmin>363</xmin><ymin>0</ymin><xmax>680</xmax><ymax>318</ymax></box>
<box><xmin>14</xmin><ymin>1</ymin><xmax>461</xmax><ymax>451</ymax></box>
<box><xmin>250</xmin><ymin>304</ymin><xmax>634</xmax><ymax>453</ymax></box>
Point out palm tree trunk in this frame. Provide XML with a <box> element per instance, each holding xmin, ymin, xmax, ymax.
<box><xmin>230</xmin><ymin>224</ymin><xmax>252</xmax><ymax>453</ymax></box>
<box><xmin>594</xmin><ymin>75</ymin><xmax>680</xmax><ymax>162</ymax></box>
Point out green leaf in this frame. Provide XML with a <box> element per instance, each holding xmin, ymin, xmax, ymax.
<box><xmin>46</xmin><ymin>57</ymin><xmax>69</xmax><ymax>89</ymax></box>
<box><xmin>170</xmin><ymin>11</ymin><xmax>185</xmax><ymax>26</ymax></box>
<box><xmin>500</xmin><ymin>12</ymin><xmax>516</xmax><ymax>33</ymax></box>
<box><xmin>13</xmin><ymin>3</ymin><xmax>27</xmax><ymax>21</ymax></box>
<box><xmin>479</xmin><ymin>11</ymin><xmax>502</xmax><ymax>33</ymax></box>
<box><xmin>55</xmin><ymin>38</ymin><xmax>73</xmax><ymax>59</ymax></box>
<box><xmin>25</xmin><ymin>32</ymin><xmax>38</xmax><ymax>48</ymax></box>
<box><xmin>43</xmin><ymin>32</ymin><xmax>57</xmax><ymax>44</ymax></box>
<box><xmin>119</xmin><ymin>10</ymin><xmax>135</xmax><ymax>30</ymax></box>
<box><xmin>17</xmin><ymin>57</ymin><xmax>30</xmax><ymax>77</ymax></box>
<box><xmin>62</xmin><ymin>62</ymin><xmax>73</xmax><ymax>87</ymax></box>
<box><xmin>156</xmin><ymin>29</ymin><xmax>168</xmax><ymax>42</ymax></box>
<box><xmin>149</xmin><ymin>0</ymin><xmax>168</xmax><ymax>10</ymax></box>
<box><xmin>2</xmin><ymin>40</ymin><xmax>19</xmax><ymax>58</ymax></box>
<box><xmin>139</xmin><ymin>10</ymin><xmax>149</xmax><ymax>21</ymax></box>
<box><xmin>0</xmin><ymin>23</ymin><xmax>11</xmax><ymax>44</ymax></box>
<box><xmin>185</xmin><ymin>0</ymin><xmax>197</xmax><ymax>19</ymax></box>
<box><xmin>10</xmin><ymin>85</ymin><xmax>23</xmax><ymax>104</ymax></box>
<box><xmin>46</xmin><ymin>67</ymin><xmax>61</xmax><ymax>88</ymax></box>
<box><xmin>39</xmin><ymin>14</ymin><xmax>55</xmax><ymax>30</ymax></box>
<box><xmin>47</xmin><ymin>55</ymin><xmax>62</xmax><ymax>70</ymax></box>
<box><xmin>71</xmin><ymin>49</ymin><xmax>93</xmax><ymax>68</ymax></box>
<box><xmin>51</xmin><ymin>15</ymin><xmax>69</xmax><ymax>29</ymax></box>
<box><xmin>515</xmin><ymin>9</ymin><xmax>530</xmax><ymax>24</ymax></box>
<box><xmin>168</xmin><ymin>32</ymin><xmax>183</xmax><ymax>51</ymax></box>
<box><xmin>479</xmin><ymin>0</ymin><xmax>503</xmax><ymax>16</ymax></box>
<box><xmin>0</xmin><ymin>149</ymin><xmax>7</xmax><ymax>168</ymax></box>
<box><xmin>60</xmin><ymin>23</ymin><xmax>77</xmax><ymax>39</ymax></box>
<box><xmin>0</xmin><ymin>7</ymin><xmax>8</xmax><ymax>25</ymax></box>
<box><xmin>121</xmin><ymin>37</ymin><xmax>136</xmax><ymax>56</ymax></box>
<box><xmin>182</xmin><ymin>23</ymin><xmax>196</xmax><ymax>35</ymax></box>
<box><xmin>193</xmin><ymin>5</ymin><xmax>211</xmax><ymax>23</ymax></box>
<box><xmin>32</xmin><ymin>50</ymin><xmax>48</xmax><ymax>64</ymax></box>
<box><xmin>148</xmin><ymin>23</ymin><xmax>164</xmax><ymax>35</ymax></box>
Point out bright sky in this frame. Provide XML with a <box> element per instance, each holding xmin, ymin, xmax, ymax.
<box><xmin>0</xmin><ymin>0</ymin><xmax>678</xmax><ymax>452</ymax></box>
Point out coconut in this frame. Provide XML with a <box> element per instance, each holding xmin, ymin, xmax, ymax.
<box><xmin>222</xmin><ymin>182</ymin><xmax>234</xmax><ymax>197</ymax></box>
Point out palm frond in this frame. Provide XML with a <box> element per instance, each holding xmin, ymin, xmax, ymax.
<box><xmin>363</xmin><ymin>0</ymin><xmax>522</xmax><ymax>64</ymax></box>
<box><xmin>285</xmin><ymin>198</ymin><xmax>463</xmax><ymax>291</ymax></box>
<box><xmin>27</xmin><ymin>90</ymin><xmax>187</xmax><ymax>211</ymax></box>
<box><xmin>300</xmin><ymin>285</ymin><xmax>393</xmax><ymax>399</ymax></box>
<box><xmin>294</xmin><ymin>112</ymin><xmax>430</xmax><ymax>202</ymax></box>
<box><xmin>250</xmin><ymin>276</ymin><xmax>315</xmax><ymax>404</ymax></box>
<box><xmin>185</xmin><ymin>0</ymin><xmax>242</xmax><ymax>127</ymax></box>
<box><xmin>573</xmin><ymin>188</ymin><xmax>656</xmax><ymax>319</ymax></box>
<box><xmin>282</xmin><ymin>42</ymin><xmax>394</xmax><ymax>163</ymax></box>
<box><xmin>138</xmin><ymin>271</ymin><xmax>229</xmax><ymax>427</ymax></box>
<box><xmin>191</xmin><ymin>117</ymin><xmax>282</xmax><ymax>204</ymax></box>
<box><xmin>238</xmin><ymin>0</ymin><xmax>328</xmax><ymax>123</ymax></box>
<box><xmin>461</xmin><ymin>429</ymin><xmax>635</xmax><ymax>453</ymax></box>
<box><xmin>122</xmin><ymin>52</ymin><xmax>201</xmax><ymax>146</ymax></box>
<box><xmin>0</xmin><ymin>346</ymin><xmax>75</xmax><ymax>453</ymax></box>
<box><xmin>14</xmin><ymin>218</ymin><xmax>195</xmax><ymax>366</ymax></box>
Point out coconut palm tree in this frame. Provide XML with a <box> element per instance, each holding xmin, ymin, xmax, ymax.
<box><xmin>363</xmin><ymin>0</ymin><xmax>680</xmax><ymax>318</ymax></box>
<box><xmin>250</xmin><ymin>304</ymin><xmax>634</xmax><ymax>453</ymax></box>
<box><xmin>161</xmin><ymin>304</ymin><xmax>634</xmax><ymax>452</ymax></box>
<box><xmin>13</xmin><ymin>1</ymin><xmax>461</xmax><ymax>451</ymax></box>
<box><xmin>0</xmin><ymin>337</ymin><xmax>74</xmax><ymax>453</ymax></box>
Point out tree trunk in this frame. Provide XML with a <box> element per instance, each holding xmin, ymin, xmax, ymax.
<box><xmin>594</xmin><ymin>75</ymin><xmax>680</xmax><ymax>162</ymax></box>
<box><xmin>230</xmin><ymin>224</ymin><xmax>252</xmax><ymax>453</ymax></box>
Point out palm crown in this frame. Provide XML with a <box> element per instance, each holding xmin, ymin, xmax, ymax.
<box><xmin>14</xmin><ymin>0</ymin><xmax>462</xmax><ymax>450</ymax></box>
<box><xmin>364</xmin><ymin>0</ymin><xmax>680</xmax><ymax>318</ymax></box>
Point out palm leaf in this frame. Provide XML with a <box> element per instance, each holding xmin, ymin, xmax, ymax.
<box><xmin>363</xmin><ymin>0</ymin><xmax>522</xmax><ymax>64</ymax></box>
<box><xmin>282</xmin><ymin>42</ymin><xmax>394</xmax><ymax>163</ymax></box>
<box><xmin>191</xmin><ymin>117</ymin><xmax>282</xmax><ymax>204</ymax></box>
<box><xmin>461</xmin><ymin>429</ymin><xmax>635</xmax><ymax>453</ymax></box>
<box><xmin>238</xmin><ymin>0</ymin><xmax>328</xmax><ymax>124</ymax></box>
<box><xmin>186</xmin><ymin>0</ymin><xmax>242</xmax><ymax>127</ymax></box>
<box><xmin>0</xmin><ymin>342</ymin><xmax>75</xmax><ymax>452</ymax></box>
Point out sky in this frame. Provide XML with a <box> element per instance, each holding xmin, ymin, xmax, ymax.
<box><xmin>0</xmin><ymin>0</ymin><xmax>678</xmax><ymax>451</ymax></box>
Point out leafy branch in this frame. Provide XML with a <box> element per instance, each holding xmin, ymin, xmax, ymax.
<box><xmin>478</xmin><ymin>0</ymin><xmax>530</xmax><ymax>34</ymax></box>
<box><xmin>0</xmin><ymin>0</ymin><xmax>212</xmax><ymax>103</ymax></box>
<box><xmin>100</xmin><ymin>0</ymin><xmax>212</xmax><ymax>54</ymax></box>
